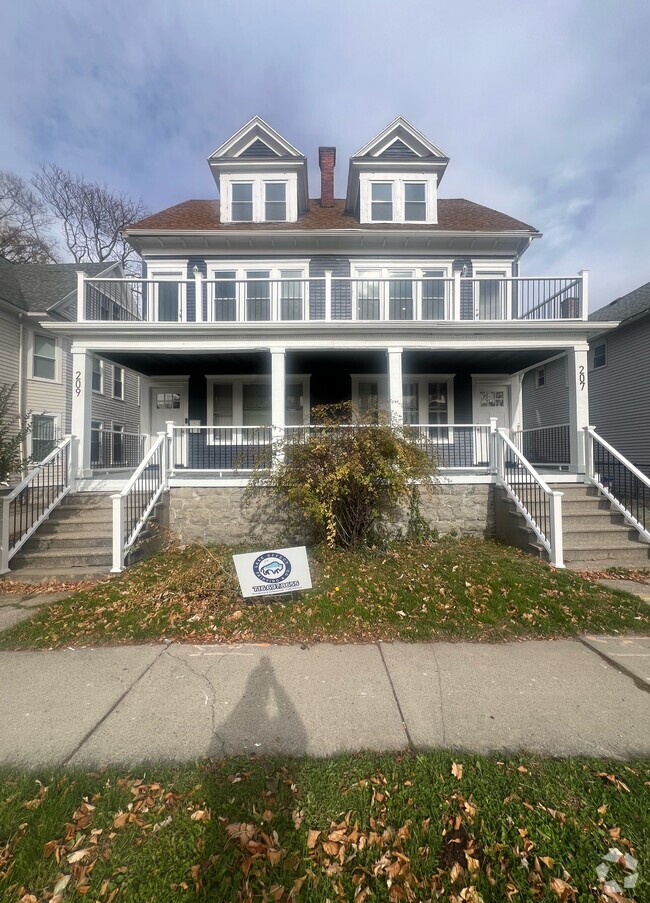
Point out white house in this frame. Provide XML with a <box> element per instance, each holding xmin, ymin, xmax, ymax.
<box><xmin>5</xmin><ymin>116</ymin><xmax>649</xmax><ymax>576</ymax></box>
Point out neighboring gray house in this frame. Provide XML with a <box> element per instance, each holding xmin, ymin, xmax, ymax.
<box><xmin>0</xmin><ymin>257</ymin><xmax>142</xmax><ymax>469</ymax></box>
<box><xmin>589</xmin><ymin>282</ymin><xmax>650</xmax><ymax>476</ymax></box>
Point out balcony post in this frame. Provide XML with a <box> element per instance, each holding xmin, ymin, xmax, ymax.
<box><xmin>578</xmin><ymin>269</ymin><xmax>589</xmax><ymax>320</ymax></box>
<box><xmin>271</xmin><ymin>348</ymin><xmax>286</xmax><ymax>457</ymax></box>
<box><xmin>567</xmin><ymin>346</ymin><xmax>589</xmax><ymax>474</ymax></box>
<box><xmin>324</xmin><ymin>270</ymin><xmax>332</xmax><ymax>321</ymax></box>
<box><xmin>194</xmin><ymin>270</ymin><xmax>203</xmax><ymax>322</ymax></box>
<box><xmin>387</xmin><ymin>346</ymin><xmax>403</xmax><ymax>425</ymax></box>
<box><xmin>453</xmin><ymin>271</ymin><xmax>461</xmax><ymax>320</ymax></box>
<box><xmin>76</xmin><ymin>270</ymin><xmax>86</xmax><ymax>321</ymax></box>
<box><xmin>70</xmin><ymin>347</ymin><xmax>93</xmax><ymax>478</ymax></box>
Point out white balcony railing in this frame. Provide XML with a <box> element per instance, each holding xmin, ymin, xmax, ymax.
<box><xmin>76</xmin><ymin>272</ymin><xmax>589</xmax><ymax>324</ymax></box>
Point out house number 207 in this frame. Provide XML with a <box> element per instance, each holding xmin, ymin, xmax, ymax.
<box><xmin>75</xmin><ymin>371</ymin><xmax>82</xmax><ymax>396</ymax></box>
<box><xmin>579</xmin><ymin>365</ymin><xmax>585</xmax><ymax>390</ymax></box>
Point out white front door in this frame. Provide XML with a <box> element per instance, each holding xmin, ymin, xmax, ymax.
<box><xmin>150</xmin><ymin>383</ymin><xmax>189</xmax><ymax>466</ymax></box>
<box><xmin>472</xmin><ymin>380</ymin><xmax>511</xmax><ymax>430</ymax></box>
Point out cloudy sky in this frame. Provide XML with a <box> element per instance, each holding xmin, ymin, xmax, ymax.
<box><xmin>1</xmin><ymin>0</ymin><xmax>648</xmax><ymax>309</ymax></box>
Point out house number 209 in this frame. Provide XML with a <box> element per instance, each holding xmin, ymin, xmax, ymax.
<box><xmin>579</xmin><ymin>365</ymin><xmax>585</xmax><ymax>390</ymax></box>
<box><xmin>75</xmin><ymin>371</ymin><xmax>82</xmax><ymax>396</ymax></box>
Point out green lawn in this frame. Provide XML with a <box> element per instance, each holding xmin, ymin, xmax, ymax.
<box><xmin>0</xmin><ymin>754</ymin><xmax>647</xmax><ymax>902</ymax></box>
<box><xmin>0</xmin><ymin>538</ymin><xmax>648</xmax><ymax>650</ymax></box>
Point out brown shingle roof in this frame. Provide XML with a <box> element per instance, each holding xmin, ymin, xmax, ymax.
<box><xmin>127</xmin><ymin>198</ymin><xmax>538</xmax><ymax>233</ymax></box>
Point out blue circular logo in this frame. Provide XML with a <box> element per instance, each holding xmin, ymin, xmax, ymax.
<box><xmin>253</xmin><ymin>552</ymin><xmax>292</xmax><ymax>584</ymax></box>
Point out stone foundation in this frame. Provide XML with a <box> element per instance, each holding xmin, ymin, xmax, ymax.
<box><xmin>168</xmin><ymin>483</ymin><xmax>495</xmax><ymax>545</ymax></box>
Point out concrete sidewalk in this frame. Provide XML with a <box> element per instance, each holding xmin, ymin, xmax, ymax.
<box><xmin>0</xmin><ymin>638</ymin><xmax>648</xmax><ymax>768</ymax></box>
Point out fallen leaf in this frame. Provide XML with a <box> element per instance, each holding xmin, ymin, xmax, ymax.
<box><xmin>307</xmin><ymin>829</ymin><xmax>320</xmax><ymax>849</ymax></box>
<box><xmin>451</xmin><ymin>762</ymin><xmax>463</xmax><ymax>780</ymax></box>
<box><xmin>67</xmin><ymin>848</ymin><xmax>90</xmax><ymax>863</ymax></box>
<box><xmin>549</xmin><ymin>876</ymin><xmax>577</xmax><ymax>900</ymax></box>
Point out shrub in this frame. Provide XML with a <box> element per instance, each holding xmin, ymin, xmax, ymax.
<box><xmin>247</xmin><ymin>402</ymin><xmax>438</xmax><ymax>548</ymax></box>
<box><xmin>0</xmin><ymin>383</ymin><xmax>29</xmax><ymax>484</ymax></box>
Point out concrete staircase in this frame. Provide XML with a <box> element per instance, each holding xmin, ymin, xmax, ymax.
<box><xmin>549</xmin><ymin>483</ymin><xmax>650</xmax><ymax>571</ymax></box>
<box><xmin>8</xmin><ymin>493</ymin><xmax>114</xmax><ymax>581</ymax></box>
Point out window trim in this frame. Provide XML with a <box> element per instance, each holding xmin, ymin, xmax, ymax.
<box><xmin>220</xmin><ymin>173</ymin><xmax>298</xmax><ymax>223</ymax></box>
<box><xmin>30</xmin><ymin>331</ymin><xmax>60</xmax><ymax>383</ymax></box>
<box><xmin>535</xmin><ymin>367</ymin><xmax>546</xmax><ymax>389</ymax></box>
<box><xmin>593</xmin><ymin>341</ymin><xmax>607</xmax><ymax>369</ymax></box>
<box><xmin>146</xmin><ymin>260</ymin><xmax>189</xmax><ymax>322</ymax></box>
<box><xmin>92</xmin><ymin>357</ymin><xmax>104</xmax><ymax>394</ymax></box>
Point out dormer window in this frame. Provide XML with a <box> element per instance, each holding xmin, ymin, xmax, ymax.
<box><xmin>232</xmin><ymin>183</ymin><xmax>253</xmax><ymax>221</ymax></box>
<box><xmin>371</xmin><ymin>183</ymin><xmax>393</xmax><ymax>221</ymax></box>
<box><xmin>404</xmin><ymin>183</ymin><xmax>426</xmax><ymax>221</ymax></box>
<box><xmin>265</xmin><ymin>183</ymin><xmax>286</xmax><ymax>221</ymax></box>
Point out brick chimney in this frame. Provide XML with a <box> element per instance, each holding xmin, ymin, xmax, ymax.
<box><xmin>318</xmin><ymin>146</ymin><xmax>336</xmax><ymax>207</ymax></box>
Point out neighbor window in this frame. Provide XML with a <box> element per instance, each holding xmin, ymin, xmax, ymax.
<box><xmin>371</xmin><ymin>183</ymin><xmax>393</xmax><ymax>221</ymax></box>
<box><xmin>31</xmin><ymin>414</ymin><xmax>57</xmax><ymax>461</ymax></box>
<box><xmin>593</xmin><ymin>342</ymin><xmax>607</xmax><ymax>368</ymax></box>
<box><xmin>92</xmin><ymin>357</ymin><xmax>103</xmax><ymax>393</ymax></box>
<box><xmin>264</xmin><ymin>182</ymin><xmax>286</xmax><ymax>221</ymax></box>
<box><xmin>113</xmin><ymin>365</ymin><xmax>124</xmax><ymax>399</ymax></box>
<box><xmin>232</xmin><ymin>183</ymin><xmax>253</xmax><ymax>221</ymax></box>
<box><xmin>32</xmin><ymin>334</ymin><xmax>57</xmax><ymax>380</ymax></box>
<box><xmin>536</xmin><ymin>367</ymin><xmax>546</xmax><ymax>388</ymax></box>
<box><xmin>404</xmin><ymin>183</ymin><xmax>426</xmax><ymax>221</ymax></box>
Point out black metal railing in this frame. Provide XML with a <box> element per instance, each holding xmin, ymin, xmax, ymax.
<box><xmin>122</xmin><ymin>439</ymin><xmax>164</xmax><ymax>551</ymax></box>
<box><xmin>514</xmin><ymin>424</ymin><xmax>571</xmax><ymax>467</ymax></box>
<box><xmin>91</xmin><ymin>429</ymin><xmax>145</xmax><ymax>469</ymax></box>
<box><xmin>591</xmin><ymin>431</ymin><xmax>650</xmax><ymax>536</ymax></box>
<box><xmin>408</xmin><ymin>424</ymin><xmax>491</xmax><ymax>469</ymax></box>
<box><xmin>171</xmin><ymin>426</ymin><xmax>273</xmax><ymax>471</ymax></box>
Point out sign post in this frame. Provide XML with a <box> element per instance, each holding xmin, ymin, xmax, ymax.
<box><xmin>233</xmin><ymin>546</ymin><xmax>312</xmax><ymax>598</ymax></box>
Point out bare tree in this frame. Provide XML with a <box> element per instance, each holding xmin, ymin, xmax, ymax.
<box><xmin>33</xmin><ymin>164</ymin><xmax>148</xmax><ymax>271</ymax></box>
<box><xmin>0</xmin><ymin>170</ymin><xmax>58</xmax><ymax>263</ymax></box>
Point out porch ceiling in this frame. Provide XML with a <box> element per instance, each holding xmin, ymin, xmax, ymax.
<box><xmin>99</xmin><ymin>347</ymin><xmax>564</xmax><ymax>377</ymax></box>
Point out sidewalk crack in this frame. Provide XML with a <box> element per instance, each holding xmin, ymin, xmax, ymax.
<box><xmin>577</xmin><ymin>637</ymin><xmax>649</xmax><ymax>694</ymax></box>
<box><xmin>61</xmin><ymin>643</ymin><xmax>170</xmax><ymax>766</ymax></box>
<box><xmin>429</xmin><ymin>645</ymin><xmax>447</xmax><ymax>746</ymax></box>
<box><xmin>377</xmin><ymin>643</ymin><xmax>414</xmax><ymax>750</ymax></box>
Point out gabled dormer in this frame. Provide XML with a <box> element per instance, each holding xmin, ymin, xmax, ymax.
<box><xmin>208</xmin><ymin>117</ymin><xmax>309</xmax><ymax>224</ymax></box>
<box><xmin>345</xmin><ymin>117</ymin><xmax>449</xmax><ymax>225</ymax></box>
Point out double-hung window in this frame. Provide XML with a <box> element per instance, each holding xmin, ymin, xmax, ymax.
<box><xmin>246</xmin><ymin>270</ymin><xmax>271</xmax><ymax>321</ymax></box>
<box><xmin>32</xmin><ymin>334</ymin><xmax>57</xmax><ymax>381</ymax></box>
<box><xmin>404</xmin><ymin>183</ymin><xmax>426</xmax><ymax>221</ymax></box>
<box><xmin>113</xmin><ymin>365</ymin><xmax>124</xmax><ymax>400</ymax></box>
<box><xmin>371</xmin><ymin>183</ymin><xmax>393</xmax><ymax>221</ymax></box>
<box><xmin>265</xmin><ymin>183</ymin><xmax>286</xmax><ymax>221</ymax></box>
<box><xmin>232</xmin><ymin>183</ymin><xmax>253</xmax><ymax>221</ymax></box>
<box><xmin>31</xmin><ymin>414</ymin><xmax>57</xmax><ymax>461</ymax></box>
<box><xmin>593</xmin><ymin>342</ymin><xmax>607</xmax><ymax>369</ymax></box>
<box><xmin>92</xmin><ymin>357</ymin><xmax>103</xmax><ymax>393</ymax></box>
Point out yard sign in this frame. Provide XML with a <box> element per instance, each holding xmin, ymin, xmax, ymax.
<box><xmin>233</xmin><ymin>546</ymin><xmax>312</xmax><ymax>598</ymax></box>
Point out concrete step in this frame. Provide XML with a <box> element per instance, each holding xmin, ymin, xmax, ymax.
<box><xmin>561</xmin><ymin>511</ymin><xmax>625</xmax><ymax>528</ymax></box>
<box><xmin>559</xmin><ymin>498</ymin><xmax>615</xmax><ymax>515</ymax></box>
<box><xmin>563</xmin><ymin>545</ymin><xmax>650</xmax><ymax>565</ymax></box>
<box><xmin>563</xmin><ymin>530</ymin><xmax>644</xmax><ymax>552</ymax></box>
<box><xmin>59</xmin><ymin>493</ymin><xmax>114</xmax><ymax>509</ymax></box>
<box><xmin>23</xmin><ymin>534</ymin><xmax>112</xmax><ymax>552</ymax></box>
<box><xmin>38</xmin><ymin>520</ymin><xmax>113</xmax><ymax>537</ymax></box>
<box><xmin>49</xmin><ymin>508</ymin><xmax>114</xmax><ymax>525</ymax></box>
<box><xmin>11</xmin><ymin>548</ymin><xmax>113</xmax><ymax>569</ymax></box>
<box><xmin>2</xmin><ymin>566</ymin><xmax>110</xmax><ymax>583</ymax></box>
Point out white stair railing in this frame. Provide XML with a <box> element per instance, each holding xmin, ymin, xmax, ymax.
<box><xmin>496</xmin><ymin>428</ymin><xmax>564</xmax><ymax>568</ymax></box>
<box><xmin>0</xmin><ymin>436</ymin><xmax>75</xmax><ymax>574</ymax></box>
<box><xmin>585</xmin><ymin>426</ymin><xmax>650</xmax><ymax>543</ymax></box>
<box><xmin>111</xmin><ymin>432</ymin><xmax>167</xmax><ymax>573</ymax></box>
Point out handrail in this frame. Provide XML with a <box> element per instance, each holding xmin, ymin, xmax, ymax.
<box><xmin>585</xmin><ymin>426</ymin><xmax>650</xmax><ymax>543</ymax></box>
<box><xmin>0</xmin><ymin>436</ymin><xmax>74</xmax><ymax>573</ymax></box>
<box><xmin>496</xmin><ymin>428</ymin><xmax>564</xmax><ymax>567</ymax></box>
<box><xmin>111</xmin><ymin>432</ymin><xmax>167</xmax><ymax>573</ymax></box>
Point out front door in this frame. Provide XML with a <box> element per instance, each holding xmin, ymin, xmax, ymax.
<box><xmin>150</xmin><ymin>383</ymin><xmax>189</xmax><ymax>466</ymax></box>
<box><xmin>472</xmin><ymin>379</ymin><xmax>512</xmax><ymax>465</ymax></box>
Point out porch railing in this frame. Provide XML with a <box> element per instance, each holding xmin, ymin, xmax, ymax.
<box><xmin>496</xmin><ymin>428</ymin><xmax>564</xmax><ymax>567</ymax></box>
<box><xmin>0</xmin><ymin>436</ymin><xmax>74</xmax><ymax>573</ymax></box>
<box><xmin>91</xmin><ymin>428</ymin><xmax>146</xmax><ymax>470</ymax></box>
<box><xmin>111</xmin><ymin>432</ymin><xmax>167</xmax><ymax>573</ymax></box>
<box><xmin>77</xmin><ymin>272</ymin><xmax>589</xmax><ymax>324</ymax></box>
<box><xmin>512</xmin><ymin>424</ymin><xmax>571</xmax><ymax>468</ymax></box>
<box><xmin>585</xmin><ymin>427</ymin><xmax>650</xmax><ymax>543</ymax></box>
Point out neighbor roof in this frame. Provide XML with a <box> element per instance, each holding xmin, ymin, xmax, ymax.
<box><xmin>0</xmin><ymin>257</ymin><xmax>28</xmax><ymax>311</ymax></box>
<box><xmin>127</xmin><ymin>198</ymin><xmax>538</xmax><ymax>233</ymax></box>
<box><xmin>590</xmin><ymin>281</ymin><xmax>650</xmax><ymax>324</ymax></box>
<box><xmin>10</xmin><ymin>262</ymin><xmax>111</xmax><ymax>313</ymax></box>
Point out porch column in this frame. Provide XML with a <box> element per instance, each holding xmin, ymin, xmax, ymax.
<box><xmin>387</xmin><ymin>347</ymin><xmax>403</xmax><ymax>425</ymax></box>
<box><xmin>71</xmin><ymin>347</ymin><xmax>93</xmax><ymax>478</ymax></box>
<box><xmin>270</xmin><ymin>348</ymin><xmax>286</xmax><ymax>436</ymax></box>
<box><xmin>567</xmin><ymin>345</ymin><xmax>589</xmax><ymax>474</ymax></box>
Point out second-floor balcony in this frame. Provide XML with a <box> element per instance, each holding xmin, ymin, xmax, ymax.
<box><xmin>76</xmin><ymin>271</ymin><xmax>588</xmax><ymax>325</ymax></box>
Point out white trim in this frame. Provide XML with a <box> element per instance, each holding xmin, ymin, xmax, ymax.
<box><xmin>205</xmin><ymin>260</ymin><xmax>310</xmax><ymax>322</ymax></box>
<box><xmin>471</xmin><ymin>375</ymin><xmax>514</xmax><ymax>430</ymax></box>
<box><xmin>206</xmin><ymin>373</ymin><xmax>311</xmax><ymax>430</ymax></box>
<box><xmin>209</xmin><ymin>116</ymin><xmax>304</xmax><ymax>160</ymax></box>
<box><xmin>146</xmin><ymin>260</ymin><xmax>189</xmax><ymax>322</ymax></box>
<box><xmin>360</xmin><ymin>171</ymin><xmax>438</xmax><ymax>224</ymax></box>
<box><xmin>219</xmin><ymin>173</ymin><xmax>298</xmax><ymax>223</ymax></box>
<box><xmin>28</xmin><ymin>329</ymin><xmax>61</xmax><ymax>383</ymax></box>
<box><xmin>353</xmin><ymin>116</ymin><xmax>448</xmax><ymax>159</ymax></box>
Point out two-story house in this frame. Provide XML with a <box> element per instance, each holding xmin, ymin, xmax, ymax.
<box><xmin>7</xmin><ymin>116</ymin><xmax>648</xmax><ymax>577</ymax></box>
